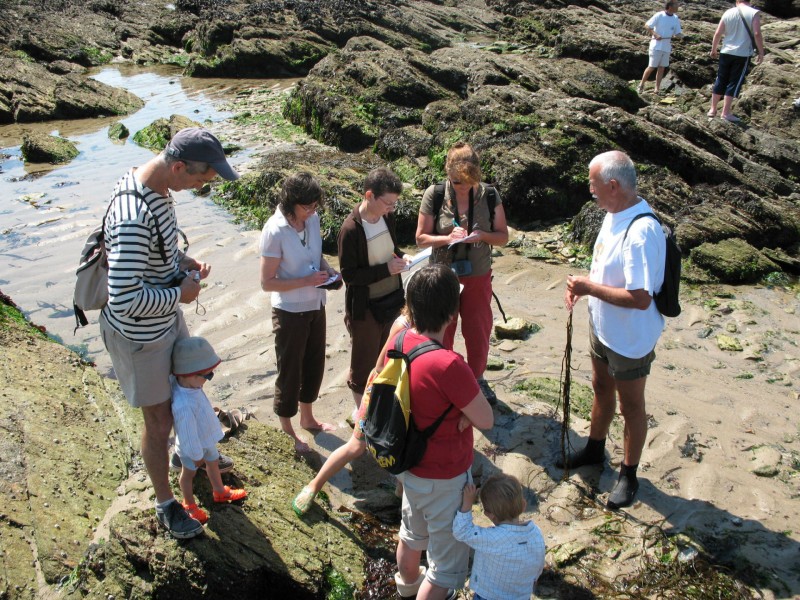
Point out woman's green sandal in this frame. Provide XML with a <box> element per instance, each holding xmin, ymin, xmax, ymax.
<box><xmin>292</xmin><ymin>486</ymin><xmax>318</xmax><ymax>516</ymax></box>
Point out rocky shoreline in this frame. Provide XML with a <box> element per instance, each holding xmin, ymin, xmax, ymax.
<box><xmin>2</xmin><ymin>0</ymin><xmax>799</xmax><ymax>284</ymax></box>
<box><xmin>2</xmin><ymin>1</ymin><xmax>800</xmax><ymax>599</ymax></box>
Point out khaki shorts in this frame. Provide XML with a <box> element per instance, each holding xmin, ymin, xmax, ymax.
<box><xmin>397</xmin><ymin>470</ymin><xmax>471</xmax><ymax>590</ymax></box>
<box><xmin>589</xmin><ymin>326</ymin><xmax>655</xmax><ymax>381</ymax></box>
<box><xmin>648</xmin><ymin>49</ymin><xmax>670</xmax><ymax>68</ymax></box>
<box><xmin>100</xmin><ymin>310</ymin><xmax>189</xmax><ymax>408</ymax></box>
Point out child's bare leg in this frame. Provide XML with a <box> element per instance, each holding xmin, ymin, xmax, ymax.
<box><xmin>204</xmin><ymin>459</ymin><xmax>225</xmax><ymax>494</ymax></box>
<box><xmin>179</xmin><ymin>467</ymin><xmax>197</xmax><ymax>505</ymax></box>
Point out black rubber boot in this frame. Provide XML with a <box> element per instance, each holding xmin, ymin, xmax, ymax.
<box><xmin>556</xmin><ymin>437</ymin><xmax>606</xmax><ymax>469</ymax></box>
<box><xmin>607</xmin><ymin>463</ymin><xmax>639</xmax><ymax>509</ymax></box>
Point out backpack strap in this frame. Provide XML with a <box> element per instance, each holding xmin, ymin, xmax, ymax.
<box><xmin>431</xmin><ymin>183</ymin><xmax>446</xmax><ymax>234</ymax></box>
<box><xmin>109</xmin><ymin>189</ymin><xmax>169</xmax><ymax>264</ymax></box>
<box><xmin>623</xmin><ymin>212</ymin><xmax>661</xmax><ymax>241</ymax></box>
<box><xmin>391</xmin><ymin>329</ymin><xmax>453</xmax><ymax>436</ymax></box>
<box><xmin>485</xmin><ymin>185</ymin><xmax>497</xmax><ymax>231</ymax></box>
<box><xmin>432</xmin><ymin>182</ymin><xmax>498</xmax><ymax>234</ymax></box>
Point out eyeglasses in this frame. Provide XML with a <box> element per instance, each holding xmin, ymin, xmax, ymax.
<box><xmin>300</xmin><ymin>202</ymin><xmax>318</xmax><ymax>213</ymax></box>
<box><xmin>377</xmin><ymin>195</ymin><xmax>398</xmax><ymax>206</ymax></box>
<box><xmin>201</xmin><ymin>371</ymin><xmax>215</xmax><ymax>381</ymax></box>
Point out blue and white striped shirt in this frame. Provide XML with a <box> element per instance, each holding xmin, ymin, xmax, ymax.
<box><xmin>101</xmin><ymin>169</ymin><xmax>182</xmax><ymax>343</ymax></box>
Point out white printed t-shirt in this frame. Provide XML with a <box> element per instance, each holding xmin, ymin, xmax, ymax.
<box><xmin>647</xmin><ymin>11</ymin><xmax>682</xmax><ymax>53</ymax></box>
<box><xmin>588</xmin><ymin>198</ymin><xmax>666</xmax><ymax>359</ymax></box>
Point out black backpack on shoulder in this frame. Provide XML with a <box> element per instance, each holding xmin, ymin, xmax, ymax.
<box><xmin>624</xmin><ymin>212</ymin><xmax>682</xmax><ymax>318</ymax></box>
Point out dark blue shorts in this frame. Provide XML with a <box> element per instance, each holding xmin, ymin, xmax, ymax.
<box><xmin>712</xmin><ymin>53</ymin><xmax>750</xmax><ymax>98</ymax></box>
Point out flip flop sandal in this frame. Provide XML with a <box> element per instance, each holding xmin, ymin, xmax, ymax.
<box><xmin>292</xmin><ymin>486</ymin><xmax>318</xmax><ymax>516</ymax></box>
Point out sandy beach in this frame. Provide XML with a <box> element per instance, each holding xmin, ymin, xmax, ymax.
<box><xmin>2</xmin><ymin>78</ymin><xmax>799</xmax><ymax>598</ymax></box>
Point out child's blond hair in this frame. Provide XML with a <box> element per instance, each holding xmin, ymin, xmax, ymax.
<box><xmin>479</xmin><ymin>473</ymin><xmax>526</xmax><ymax>522</ymax></box>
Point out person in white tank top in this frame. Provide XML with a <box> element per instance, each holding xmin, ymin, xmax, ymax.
<box><xmin>708</xmin><ymin>0</ymin><xmax>765</xmax><ymax>122</ymax></box>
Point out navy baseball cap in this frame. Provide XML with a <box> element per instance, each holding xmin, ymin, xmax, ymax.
<box><xmin>166</xmin><ymin>127</ymin><xmax>239</xmax><ymax>181</ymax></box>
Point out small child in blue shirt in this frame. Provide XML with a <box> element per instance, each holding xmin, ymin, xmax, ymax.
<box><xmin>171</xmin><ymin>337</ymin><xmax>247</xmax><ymax>525</ymax></box>
<box><xmin>453</xmin><ymin>473</ymin><xmax>546</xmax><ymax>600</ymax></box>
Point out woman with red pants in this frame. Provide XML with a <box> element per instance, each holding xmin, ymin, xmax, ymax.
<box><xmin>415</xmin><ymin>142</ymin><xmax>509</xmax><ymax>404</ymax></box>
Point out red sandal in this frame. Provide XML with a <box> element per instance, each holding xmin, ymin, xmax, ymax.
<box><xmin>213</xmin><ymin>485</ymin><xmax>247</xmax><ymax>503</ymax></box>
<box><xmin>181</xmin><ymin>501</ymin><xmax>208</xmax><ymax>524</ymax></box>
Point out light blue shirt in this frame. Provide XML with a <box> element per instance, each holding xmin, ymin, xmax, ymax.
<box><xmin>259</xmin><ymin>207</ymin><xmax>326</xmax><ymax>313</ymax></box>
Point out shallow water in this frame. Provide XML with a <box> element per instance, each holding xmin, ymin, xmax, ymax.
<box><xmin>0</xmin><ymin>65</ymin><xmax>285</xmax><ymax>371</ymax></box>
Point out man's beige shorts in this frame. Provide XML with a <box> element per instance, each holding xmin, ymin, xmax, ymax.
<box><xmin>100</xmin><ymin>310</ymin><xmax>189</xmax><ymax>408</ymax></box>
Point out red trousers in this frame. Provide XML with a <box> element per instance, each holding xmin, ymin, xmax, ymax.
<box><xmin>444</xmin><ymin>270</ymin><xmax>493</xmax><ymax>378</ymax></box>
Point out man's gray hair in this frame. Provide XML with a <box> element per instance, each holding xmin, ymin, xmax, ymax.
<box><xmin>162</xmin><ymin>150</ymin><xmax>211</xmax><ymax>175</ymax></box>
<box><xmin>589</xmin><ymin>151</ymin><xmax>637</xmax><ymax>192</ymax></box>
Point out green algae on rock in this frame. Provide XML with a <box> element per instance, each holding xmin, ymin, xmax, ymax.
<box><xmin>107</xmin><ymin>122</ymin><xmax>130</xmax><ymax>140</ymax></box>
<box><xmin>0</xmin><ymin>295</ymin><xmax>141</xmax><ymax>596</ymax></box>
<box><xmin>132</xmin><ymin>114</ymin><xmax>200</xmax><ymax>151</ymax></box>
<box><xmin>21</xmin><ymin>132</ymin><xmax>79</xmax><ymax>164</ymax></box>
<box><xmin>64</xmin><ymin>423</ymin><xmax>365</xmax><ymax>600</ymax></box>
<box><xmin>691</xmin><ymin>239</ymin><xmax>780</xmax><ymax>284</ymax></box>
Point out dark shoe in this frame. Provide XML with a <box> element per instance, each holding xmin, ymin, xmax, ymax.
<box><xmin>171</xmin><ymin>451</ymin><xmax>234</xmax><ymax>474</ymax></box>
<box><xmin>156</xmin><ymin>500</ymin><xmax>203</xmax><ymax>539</ymax></box>
<box><xmin>477</xmin><ymin>377</ymin><xmax>497</xmax><ymax>406</ymax></box>
<box><xmin>555</xmin><ymin>438</ymin><xmax>605</xmax><ymax>469</ymax></box>
<box><xmin>607</xmin><ymin>476</ymin><xmax>639</xmax><ymax>510</ymax></box>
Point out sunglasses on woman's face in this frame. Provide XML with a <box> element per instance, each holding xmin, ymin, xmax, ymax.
<box><xmin>201</xmin><ymin>371</ymin><xmax>215</xmax><ymax>381</ymax></box>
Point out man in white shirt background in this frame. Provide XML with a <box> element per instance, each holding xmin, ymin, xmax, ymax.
<box><xmin>638</xmin><ymin>1</ymin><xmax>683</xmax><ymax>95</ymax></box>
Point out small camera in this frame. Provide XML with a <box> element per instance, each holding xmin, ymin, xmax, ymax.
<box><xmin>171</xmin><ymin>270</ymin><xmax>200</xmax><ymax>287</ymax></box>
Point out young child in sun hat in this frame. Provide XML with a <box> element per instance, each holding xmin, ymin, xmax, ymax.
<box><xmin>171</xmin><ymin>336</ymin><xmax>246</xmax><ymax>524</ymax></box>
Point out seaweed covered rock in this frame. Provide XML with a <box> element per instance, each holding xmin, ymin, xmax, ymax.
<box><xmin>64</xmin><ymin>424</ymin><xmax>366</xmax><ymax>600</ymax></box>
<box><xmin>216</xmin><ymin>145</ymin><xmax>419</xmax><ymax>250</ymax></box>
<box><xmin>132</xmin><ymin>114</ymin><xmax>200</xmax><ymax>151</ymax></box>
<box><xmin>20</xmin><ymin>132</ymin><xmax>79</xmax><ymax>164</ymax></box>
<box><xmin>0</xmin><ymin>294</ymin><xmax>141</xmax><ymax>596</ymax></box>
<box><xmin>108</xmin><ymin>122</ymin><xmax>130</xmax><ymax>140</ymax></box>
<box><xmin>0</xmin><ymin>56</ymin><xmax>143</xmax><ymax>124</ymax></box>
<box><xmin>690</xmin><ymin>238</ymin><xmax>780</xmax><ymax>283</ymax></box>
<box><xmin>0</xmin><ymin>293</ymin><xmax>366</xmax><ymax>600</ymax></box>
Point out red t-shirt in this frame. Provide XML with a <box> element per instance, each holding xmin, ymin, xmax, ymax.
<box><xmin>387</xmin><ymin>330</ymin><xmax>480</xmax><ymax>479</ymax></box>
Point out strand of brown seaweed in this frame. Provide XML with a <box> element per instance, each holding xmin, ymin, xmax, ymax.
<box><xmin>558</xmin><ymin>310</ymin><xmax>574</xmax><ymax>481</ymax></box>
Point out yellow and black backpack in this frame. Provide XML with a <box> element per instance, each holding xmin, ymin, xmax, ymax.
<box><xmin>361</xmin><ymin>330</ymin><xmax>451</xmax><ymax>475</ymax></box>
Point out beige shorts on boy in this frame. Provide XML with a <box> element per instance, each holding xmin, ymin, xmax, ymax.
<box><xmin>648</xmin><ymin>49</ymin><xmax>670</xmax><ymax>68</ymax></box>
<box><xmin>397</xmin><ymin>470</ymin><xmax>471</xmax><ymax>590</ymax></box>
<box><xmin>100</xmin><ymin>310</ymin><xmax>189</xmax><ymax>408</ymax></box>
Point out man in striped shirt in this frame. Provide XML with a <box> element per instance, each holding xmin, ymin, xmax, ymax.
<box><xmin>99</xmin><ymin>128</ymin><xmax>238</xmax><ymax>538</ymax></box>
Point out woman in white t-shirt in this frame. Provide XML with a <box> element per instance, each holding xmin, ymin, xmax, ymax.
<box><xmin>259</xmin><ymin>172</ymin><xmax>342</xmax><ymax>453</ymax></box>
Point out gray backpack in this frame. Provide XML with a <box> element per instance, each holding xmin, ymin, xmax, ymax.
<box><xmin>73</xmin><ymin>190</ymin><xmax>167</xmax><ymax>332</ymax></box>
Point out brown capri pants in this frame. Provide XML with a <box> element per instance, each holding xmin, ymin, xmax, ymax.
<box><xmin>345</xmin><ymin>308</ymin><xmax>394</xmax><ymax>395</ymax></box>
<box><xmin>272</xmin><ymin>307</ymin><xmax>326</xmax><ymax>418</ymax></box>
